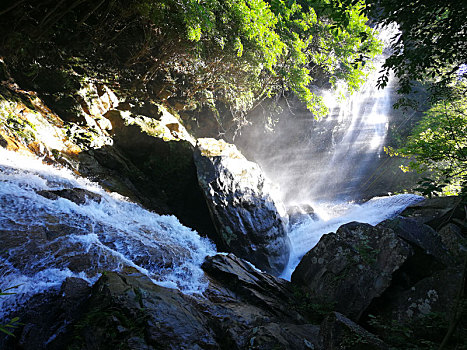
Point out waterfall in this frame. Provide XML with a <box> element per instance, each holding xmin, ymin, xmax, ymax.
<box><xmin>234</xmin><ymin>25</ymin><xmax>423</xmax><ymax>278</ymax></box>
<box><xmin>306</xmin><ymin>65</ymin><xmax>394</xmax><ymax>202</ymax></box>
<box><xmin>236</xmin><ymin>25</ymin><xmax>401</xmax><ymax>204</ymax></box>
<box><xmin>0</xmin><ymin>149</ymin><xmax>216</xmax><ymax>318</ymax></box>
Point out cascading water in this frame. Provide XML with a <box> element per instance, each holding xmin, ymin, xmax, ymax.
<box><xmin>0</xmin><ymin>148</ymin><xmax>216</xmax><ymax>318</ymax></box>
<box><xmin>238</xmin><ymin>28</ymin><xmax>400</xmax><ymax>204</ymax></box>
<box><xmin>236</xmin><ymin>26</ymin><xmax>423</xmax><ymax>278</ymax></box>
<box><xmin>280</xmin><ymin>193</ymin><xmax>422</xmax><ymax>279</ymax></box>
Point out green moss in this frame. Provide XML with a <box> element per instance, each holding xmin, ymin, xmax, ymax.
<box><xmin>69</xmin><ymin>302</ymin><xmax>147</xmax><ymax>350</ymax></box>
<box><xmin>3</xmin><ymin>113</ymin><xmax>36</xmax><ymax>143</ymax></box>
<box><xmin>367</xmin><ymin>312</ymin><xmax>457</xmax><ymax>350</ymax></box>
<box><xmin>291</xmin><ymin>286</ymin><xmax>336</xmax><ymax>323</ymax></box>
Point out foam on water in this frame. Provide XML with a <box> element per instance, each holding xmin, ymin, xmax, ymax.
<box><xmin>280</xmin><ymin>194</ymin><xmax>423</xmax><ymax>280</ymax></box>
<box><xmin>0</xmin><ymin>149</ymin><xmax>216</xmax><ymax>318</ymax></box>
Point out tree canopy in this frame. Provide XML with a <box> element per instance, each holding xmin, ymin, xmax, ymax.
<box><xmin>0</xmin><ymin>0</ymin><xmax>381</xmax><ymax>123</ymax></box>
<box><xmin>366</xmin><ymin>0</ymin><xmax>467</xmax><ymax>195</ymax></box>
<box><xmin>365</xmin><ymin>0</ymin><xmax>467</xmax><ymax>93</ymax></box>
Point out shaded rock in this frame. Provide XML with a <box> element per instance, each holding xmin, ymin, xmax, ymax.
<box><xmin>7</xmin><ymin>267</ymin><xmax>323</xmax><ymax>350</ymax></box>
<box><xmin>51</xmin><ymin>272</ymin><xmax>217</xmax><ymax>350</ymax></box>
<box><xmin>287</xmin><ymin>204</ymin><xmax>318</xmax><ymax>228</ymax></box>
<box><xmin>202</xmin><ymin>253</ymin><xmax>303</xmax><ymax>321</ymax></box>
<box><xmin>37</xmin><ymin>188</ymin><xmax>102</xmax><ymax>205</ymax></box>
<box><xmin>380</xmin><ymin>216</ymin><xmax>454</xmax><ymax>267</ymax></box>
<box><xmin>400</xmin><ymin>196</ymin><xmax>463</xmax><ymax>229</ymax></box>
<box><xmin>364</xmin><ymin>265</ymin><xmax>462</xmax><ymax>325</ymax></box>
<box><xmin>201</xmin><ymin>253</ymin><xmax>322</xmax><ymax>350</ymax></box>
<box><xmin>244</xmin><ymin>323</ymin><xmax>321</xmax><ymax>350</ymax></box>
<box><xmin>291</xmin><ymin>222</ymin><xmax>413</xmax><ymax>320</ymax></box>
<box><xmin>320</xmin><ymin>312</ymin><xmax>388</xmax><ymax>350</ymax></box>
<box><xmin>77</xmin><ymin>109</ymin><xmax>215</xmax><ymax>236</ymax></box>
<box><xmin>194</xmin><ymin>138</ymin><xmax>290</xmax><ymax>275</ymax></box>
<box><xmin>0</xmin><ymin>277</ymin><xmax>91</xmax><ymax>350</ymax></box>
<box><xmin>438</xmin><ymin>223</ymin><xmax>466</xmax><ymax>259</ymax></box>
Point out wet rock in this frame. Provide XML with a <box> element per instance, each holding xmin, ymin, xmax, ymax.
<box><xmin>194</xmin><ymin>138</ymin><xmax>290</xmax><ymax>275</ymax></box>
<box><xmin>202</xmin><ymin>253</ymin><xmax>303</xmax><ymax>321</ymax></box>
<box><xmin>201</xmin><ymin>253</ymin><xmax>322</xmax><ymax>350</ymax></box>
<box><xmin>76</xmin><ymin>109</ymin><xmax>215</xmax><ymax>236</ymax></box>
<box><xmin>2</xmin><ymin>253</ymin><xmax>326</xmax><ymax>350</ymax></box>
<box><xmin>37</xmin><ymin>188</ymin><xmax>102</xmax><ymax>205</ymax></box>
<box><xmin>291</xmin><ymin>222</ymin><xmax>413</xmax><ymax>320</ymax></box>
<box><xmin>63</xmin><ymin>272</ymin><xmax>217</xmax><ymax>350</ymax></box>
<box><xmin>287</xmin><ymin>204</ymin><xmax>318</xmax><ymax>228</ymax></box>
<box><xmin>320</xmin><ymin>312</ymin><xmax>388</xmax><ymax>350</ymax></box>
<box><xmin>0</xmin><ymin>278</ymin><xmax>91</xmax><ymax>350</ymax></box>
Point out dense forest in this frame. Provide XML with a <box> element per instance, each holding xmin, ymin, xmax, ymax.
<box><xmin>1</xmin><ymin>0</ymin><xmax>465</xmax><ymax>193</ymax></box>
<box><xmin>0</xmin><ymin>0</ymin><xmax>466</xmax><ymax>349</ymax></box>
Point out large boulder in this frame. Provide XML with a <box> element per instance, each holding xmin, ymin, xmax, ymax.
<box><xmin>201</xmin><ymin>253</ymin><xmax>322</xmax><ymax>350</ymax></box>
<box><xmin>3</xmin><ymin>260</ymin><xmax>323</xmax><ymax>350</ymax></box>
<box><xmin>380</xmin><ymin>216</ymin><xmax>454</xmax><ymax>268</ymax></box>
<box><xmin>400</xmin><ymin>196</ymin><xmax>463</xmax><ymax>229</ymax></box>
<box><xmin>202</xmin><ymin>253</ymin><xmax>304</xmax><ymax>321</ymax></box>
<box><xmin>194</xmin><ymin>138</ymin><xmax>290</xmax><ymax>275</ymax></box>
<box><xmin>291</xmin><ymin>222</ymin><xmax>414</xmax><ymax>320</ymax></box>
<box><xmin>76</xmin><ymin>108</ymin><xmax>216</xmax><ymax>236</ymax></box>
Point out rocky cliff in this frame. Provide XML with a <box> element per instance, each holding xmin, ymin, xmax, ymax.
<box><xmin>0</xmin><ymin>57</ymin><xmax>466</xmax><ymax>350</ymax></box>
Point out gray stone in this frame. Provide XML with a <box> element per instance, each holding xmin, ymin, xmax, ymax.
<box><xmin>291</xmin><ymin>222</ymin><xmax>413</xmax><ymax>320</ymax></box>
<box><xmin>400</xmin><ymin>196</ymin><xmax>462</xmax><ymax>229</ymax></box>
<box><xmin>37</xmin><ymin>188</ymin><xmax>102</xmax><ymax>205</ymax></box>
<box><xmin>380</xmin><ymin>216</ymin><xmax>454</xmax><ymax>267</ymax></box>
<box><xmin>194</xmin><ymin>138</ymin><xmax>290</xmax><ymax>275</ymax></box>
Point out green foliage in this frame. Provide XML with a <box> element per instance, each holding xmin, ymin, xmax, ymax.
<box><xmin>0</xmin><ymin>0</ymin><xmax>381</xmax><ymax>127</ymax></box>
<box><xmin>367</xmin><ymin>0</ymin><xmax>467</xmax><ymax>197</ymax></box>
<box><xmin>388</xmin><ymin>82</ymin><xmax>467</xmax><ymax>195</ymax></box>
<box><xmin>365</xmin><ymin>0</ymin><xmax>467</xmax><ymax>94</ymax></box>
<box><xmin>133</xmin><ymin>0</ymin><xmax>382</xmax><ymax>120</ymax></box>
<box><xmin>0</xmin><ymin>284</ymin><xmax>22</xmax><ymax>337</ymax></box>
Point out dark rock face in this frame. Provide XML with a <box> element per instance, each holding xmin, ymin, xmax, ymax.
<box><xmin>380</xmin><ymin>216</ymin><xmax>454</xmax><ymax>267</ymax></box>
<box><xmin>77</xmin><ymin>109</ymin><xmax>216</xmax><ymax>237</ymax></box>
<box><xmin>3</xmin><ymin>255</ymin><xmax>324</xmax><ymax>350</ymax></box>
<box><xmin>320</xmin><ymin>312</ymin><xmax>388</xmax><ymax>350</ymax></box>
<box><xmin>291</xmin><ymin>222</ymin><xmax>413</xmax><ymax>320</ymax></box>
<box><xmin>69</xmin><ymin>272</ymin><xmax>218</xmax><ymax>350</ymax></box>
<box><xmin>194</xmin><ymin>138</ymin><xmax>290</xmax><ymax>275</ymax></box>
<box><xmin>400</xmin><ymin>196</ymin><xmax>463</xmax><ymax>229</ymax></box>
<box><xmin>201</xmin><ymin>253</ymin><xmax>322</xmax><ymax>350</ymax></box>
<box><xmin>367</xmin><ymin>266</ymin><xmax>462</xmax><ymax>324</ymax></box>
<box><xmin>202</xmin><ymin>253</ymin><xmax>304</xmax><ymax>321</ymax></box>
<box><xmin>0</xmin><ymin>277</ymin><xmax>92</xmax><ymax>350</ymax></box>
<box><xmin>292</xmin><ymin>196</ymin><xmax>466</xmax><ymax>348</ymax></box>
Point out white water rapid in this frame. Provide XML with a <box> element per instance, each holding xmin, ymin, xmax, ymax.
<box><xmin>0</xmin><ymin>149</ymin><xmax>216</xmax><ymax>318</ymax></box>
<box><xmin>280</xmin><ymin>194</ymin><xmax>423</xmax><ymax>279</ymax></box>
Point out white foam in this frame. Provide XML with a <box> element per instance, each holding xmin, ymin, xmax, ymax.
<box><xmin>280</xmin><ymin>194</ymin><xmax>423</xmax><ymax>280</ymax></box>
<box><xmin>0</xmin><ymin>149</ymin><xmax>216</xmax><ymax>318</ymax></box>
